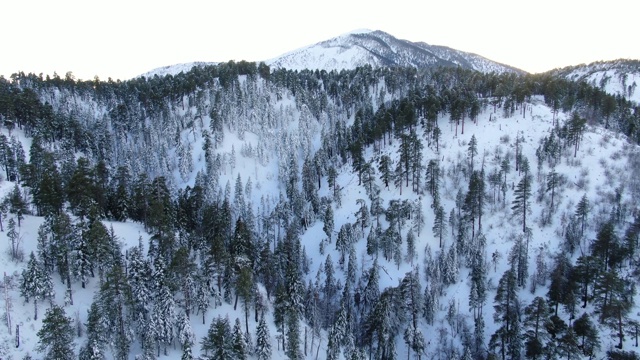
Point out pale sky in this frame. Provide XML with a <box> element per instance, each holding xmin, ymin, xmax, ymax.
<box><xmin>2</xmin><ymin>0</ymin><xmax>639</xmax><ymax>81</ymax></box>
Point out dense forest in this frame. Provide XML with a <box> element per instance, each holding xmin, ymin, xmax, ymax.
<box><xmin>1</xmin><ymin>60</ymin><xmax>640</xmax><ymax>360</ymax></box>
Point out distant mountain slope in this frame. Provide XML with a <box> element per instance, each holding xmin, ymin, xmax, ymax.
<box><xmin>550</xmin><ymin>59</ymin><xmax>640</xmax><ymax>103</ymax></box>
<box><xmin>265</xmin><ymin>29</ymin><xmax>524</xmax><ymax>74</ymax></box>
<box><xmin>138</xmin><ymin>61</ymin><xmax>217</xmax><ymax>79</ymax></box>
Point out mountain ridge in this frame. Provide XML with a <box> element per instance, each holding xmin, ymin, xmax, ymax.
<box><xmin>547</xmin><ymin>59</ymin><xmax>640</xmax><ymax>103</ymax></box>
<box><xmin>137</xmin><ymin>29</ymin><xmax>525</xmax><ymax>78</ymax></box>
<box><xmin>264</xmin><ymin>29</ymin><xmax>525</xmax><ymax>74</ymax></box>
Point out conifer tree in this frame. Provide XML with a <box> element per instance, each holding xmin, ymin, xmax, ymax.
<box><xmin>255</xmin><ymin>313</ymin><xmax>272</xmax><ymax>360</ymax></box>
<box><xmin>323</xmin><ymin>205</ymin><xmax>334</xmax><ymax>242</ymax></box>
<box><xmin>20</xmin><ymin>251</ymin><xmax>54</xmax><ymax>320</ymax></box>
<box><xmin>490</xmin><ymin>269</ymin><xmax>521</xmax><ymax>360</ymax></box>
<box><xmin>177</xmin><ymin>312</ymin><xmax>195</xmax><ymax>350</ymax></box>
<box><xmin>567</xmin><ymin>112</ymin><xmax>586</xmax><ymax>157</ymax></box>
<box><xmin>232</xmin><ymin>318</ymin><xmax>248</xmax><ymax>360</ymax></box>
<box><xmin>591</xmin><ymin>221</ymin><xmax>621</xmax><ymax>271</ymax></box>
<box><xmin>37</xmin><ymin>305</ymin><xmax>75</xmax><ymax>360</ymax></box>
<box><xmin>433</xmin><ymin>203</ymin><xmax>446</xmax><ymax>248</ymax></box>
<box><xmin>557</xmin><ymin>326</ymin><xmax>580</xmax><ymax>360</ymax></box>
<box><xmin>575</xmin><ymin>194</ymin><xmax>589</xmax><ymax>238</ymax></box>
<box><xmin>468</xmin><ymin>134</ymin><xmax>478</xmax><ymax>171</ymax></box>
<box><xmin>511</xmin><ymin>157</ymin><xmax>532</xmax><ymax>233</ymax></box>
<box><xmin>572</xmin><ymin>313</ymin><xmax>600</xmax><ymax>358</ymax></box>
<box><xmin>98</xmin><ymin>262</ymin><xmax>131</xmax><ymax>360</ymax></box>
<box><xmin>79</xmin><ymin>302</ymin><xmax>106</xmax><ymax>360</ymax></box>
<box><xmin>593</xmin><ymin>269</ymin><xmax>634</xmax><ymax>348</ymax></box>
<box><xmin>201</xmin><ymin>316</ymin><xmax>233</xmax><ymax>360</ymax></box>
<box><xmin>7</xmin><ymin>217</ymin><xmax>20</xmax><ymax>261</ymax></box>
<box><xmin>508</xmin><ymin>234</ymin><xmax>529</xmax><ymax>288</ymax></box>
<box><xmin>500</xmin><ymin>157</ymin><xmax>510</xmax><ymax>207</ymax></box>
<box><xmin>523</xmin><ymin>296</ymin><xmax>552</xmax><ymax>359</ymax></box>
<box><xmin>378</xmin><ymin>155</ymin><xmax>393</xmax><ymax>190</ymax></box>
<box><xmin>8</xmin><ymin>184</ymin><xmax>27</xmax><ymax>226</ymax></box>
<box><xmin>469</xmin><ymin>248</ymin><xmax>487</xmax><ymax>321</ymax></box>
<box><xmin>547</xmin><ymin>253</ymin><xmax>575</xmax><ymax>317</ymax></box>
<box><xmin>366</xmin><ymin>225</ymin><xmax>380</xmax><ymax>257</ymax></box>
<box><xmin>401</xmin><ymin>268</ymin><xmax>425</xmax><ymax>360</ymax></box>
<box><xmin>546</xmin><ymin>169</ymin><xmax>560</xmax><ymax>211</ymax></box>
<box><xmin>425</xmin><ymin>159</ymin><xmax>440</xmax><ymax>199</ymax></box>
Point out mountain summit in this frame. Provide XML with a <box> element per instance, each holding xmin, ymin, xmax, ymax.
<box><xmin>265</xmin><ymin>29</ymin><xmax>524</xmax><ymax>74</ymax></box>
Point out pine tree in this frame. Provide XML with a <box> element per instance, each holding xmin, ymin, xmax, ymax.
<box><xmin>50</xmin><ymin>212</ymin><xmax>75</xmax><ymax>294</ymax></box>
<box><xmin>490</xmin><ymin>269</ymin><xmax>521</xmax><ymax>360</ymax></box>
<box><xmin>366</xmin><ymin>225</ymin><xmax>380</xmax><ymax>257</ymax></box>
<box><xmin>7</xmin><ymin>217</ymin><xmax>20</xmax><ymax>261</ymax></box>
<box><xmin>20</xmin><ymin>251</ymin><xmax>53</xmax><ymax>320</ymax></box>
<box><xmin>575</xmin><ymin>194</ymin><xmax>589</xmax><ymax>238</ymax></box>
<box><xmin>177</xmin><ymin>312</ymin><xmax>195</xmax><ymax>350</ymax></box>
<box><xmin>8</xmin><ymin>184</ymin><xmax>27</xmax><ymax>226</ymax></box>
<box><xmin>433</xmin><ymin>204</ymin><xmax>446</xmax><ymax>248</ymax></box>
<box><xmin>425</xmin><ymin>159</ymin><xmax>440</xmax><ymax>199</ymax></box>
<box><xmin>232</xmin><ymin>318</ymin><xmax>248</xmax><ymax>360</ymax></box>
<box><xmin>522</xmin><ymin>297</ymin><xmax>552</xmax><ymax>360</ymax></box>
<box><xmin>79</xmin><ymin>302</ymin><xmax>106</xmax><ymax>360</ymax></box>
<box><xmin>36</xmin><ymin>305</ymin><xmax>75</xmax><ymax>360</ymax></box>
<box><xmin>323</xmin><ymin>206</ymin><xmax>334</xmax><ymax>242</ymax></box>
<box><xmin>500</xmin><ymin>157</ymin><xmax>510</xmax><ymax>207</ymax></box>
<box><xmin>201</xmin><ymin>316</ymin><xmax>233</xmax><ymax>360</ymax></box>
<box><xmin>74</xmin><ymin>220</ymin><xmax>92</xmax><ymax>288</ymax></box>
<box><xmin>546</xmin><ymin>169</ymin><xmax>560</xmax><ymax>211</ymax></box>
<box><xmin>468</xmin><ymin>134</ymin><xmax>478</xmax><ymax>171</ymax></box>
<box><xmin>423</xmin><ymin>284</ymin><xmax>436</xmax><ymax>325</ymax></box>
<box><xmin>547</xmin><ymin>253</ymin><xmax>575</xmax><ymax>317</ymax></box>
<box><xmin>566</xmin><ymin>112</ymin><xmax>586</xmax><ymax>157</ymax></box>
<box><xmin>152</xmin><ymin>276</ymin><xmax>176</xmax><ymax>355</ymax></box>
<box><xmin>593</xmin><ymin>269</ymin><xmax>634</xmax><ymax>348</ymax></box>
<box><xmin>557</xmin><ymin>326</ymin><xmax>580</xmax><ymax>360</ymax></box>
<box><xmin>573</xmin><ymin>313</ymin><xmax>600</xmax><ymax>358</ymax></box>
<box><xmin>591</xmin><ymin>221</ymin><xmax>621</xmax><ymax>271</ymax></box>
<box><xmin>405</xmin><ymin>230</ymin><xmax>416</xmax><ymax>264</ymax></box>
<box><xmin>508</xmin><ymin>234</ymin><xmax>529</xmax><ymax>288</ymax></box>
<box><xmin>98</xmin><ymin>262</ymin><xmax>131</xmax><ymax>360</ymax></box>
<box><xmin>255</xmin><ymin>313</ymin><xmax>272</xmax><ymax>360</ymax></box>
<box><xmin>464</xmin><ymin>170</ymin><xmax>485</xmax><ymax>238</ymax></box>
<box><xmin>401</xmin><ymin>268</ymin><xmax>425</xmax><ymax>360</ymax></box>
<box><xmin>573</xmin><ymin>255</ymin><xmax>598</xmax><ymax>308</ymax></box>
<box><xmin>511</xmin><ymin>157</ymin><xmax>532</xmax><ymax>233</ymax></box>
<box><xmin>195</xmin><ymin>275</ymin><xmax>210</xmax><ymax>324</ymax></box>
<box><xmin>469</xmin><ymin>248</ymin><xmax>487</xmax><ymax>321</ymax></box>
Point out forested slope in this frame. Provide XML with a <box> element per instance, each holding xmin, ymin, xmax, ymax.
<box><xmin>1</xmin><ymin>62</ymin><xmax>640</xmax><ymax>359</ymax></box>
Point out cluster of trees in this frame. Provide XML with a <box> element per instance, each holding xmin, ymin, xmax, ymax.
<box><xmin>489</xmin><ymin>211</ymin><xmax>640</xmax><ymax>360</ymax></box>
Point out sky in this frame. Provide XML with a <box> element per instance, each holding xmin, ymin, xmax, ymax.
<box><xmin>2</xmin><ymin>0</ymin><xmax>639</xmax><ymax>81</ymax></box>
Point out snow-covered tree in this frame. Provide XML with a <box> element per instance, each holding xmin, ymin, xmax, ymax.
<box><xmin>20</xmin><ymin>251</ymin><xmax>54</xmax><ymax>320</ymax></box>
<box><xmin>255</xmin><ymin>314</ymin><xmax>272</xmax><ymax>360</ymax></box>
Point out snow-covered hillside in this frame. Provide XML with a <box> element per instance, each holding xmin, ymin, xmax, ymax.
<box><xmin>137</xmin><ymin>61</ymin><xmax>217</xmax><ymax>79</ymax></box>
<box><xmin>552</xmin><ymin>59</ymin><xmax>640</xmax><ymax>103</ymax></box>
<box><xmin>2</xmin><ymin>94</ymin><xmax>640</xmax><ymax>359</ymax></box>
<box><xmin>2</xmin><ymin>63</ymin><xmax>640</xmax><ymax>360</ymax></box>
<box><xmin>265</xmin><ymin>30</ymin><xmax>523</xmax><ymax>74</ymax></box>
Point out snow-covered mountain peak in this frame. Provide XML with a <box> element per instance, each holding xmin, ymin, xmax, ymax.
<box><xmin>265</xmin><ymin>29</ymin><xmax>524</xmax><ymax>74</ymax></box>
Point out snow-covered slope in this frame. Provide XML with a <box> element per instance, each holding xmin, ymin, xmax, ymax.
<box><xmin>551</xmin><ymin>59</ymin><xmax>640</xmax><ymax>103</ymax></box>
<box><xmin>138</xmin><ymin>61</ymin><xmax>217</xmax><ymax>79</ymax></box>
<box><xmin>265</xmin><ymin>29</ymin><xmax>524</xmax><ymax>74</ymax></box>
<box><xmin>4</xmin><ymin>62</ymin><xmax>640</xmax><ymax>359</ymax></box>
